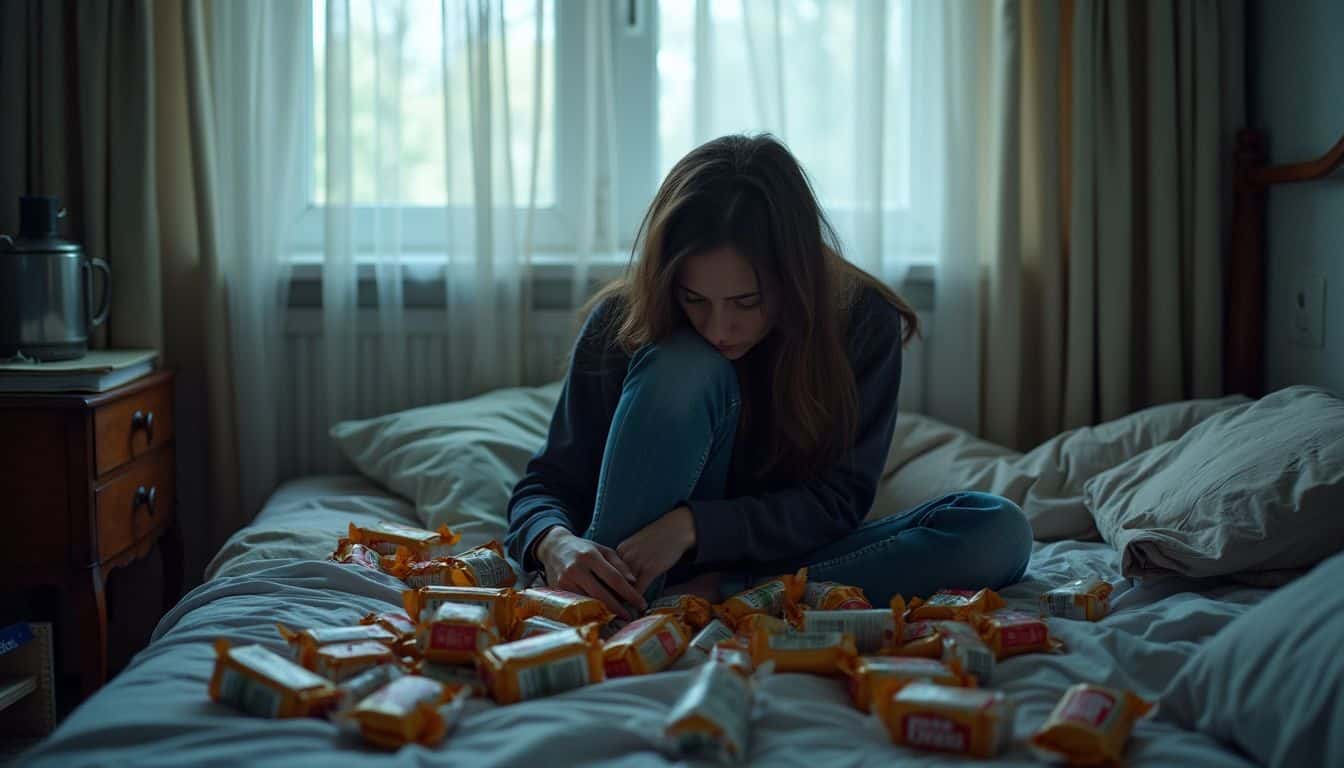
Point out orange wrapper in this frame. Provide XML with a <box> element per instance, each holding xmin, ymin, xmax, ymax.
<box><xmin>478</xmin><ymin>623</ymin><xmax>606</xmax><ymax>704</ymax></box>
<box><xmin>977</xmin><ymin>608</ymin><xmax>1065</xmax><ymax>659</ymax></box>
<box><xmin>906</xmin><ymin>588</ymin><xmax>1006</xmax><ymax>622</ymax></box>
<box><xmin>416</xmin><ymin>602</ymin><xmax>500</xmax><ymax>664</ymax></box>
<box><xmin>517</xmin><ymin>587</ymin><xmax>613</xmax><ymax>627</ymax></box>
<box><xmin>276</xmin><ymin>623</ymin><xmax>399</xmax><ymax>667</ymax></box>
<box><xmin>331</xmin><ymin>538</ymin><xmax>384</xmax><ymax>570</ymax></box>
<box><xmin>733</xmin><ymin>613</ymin><xmax>790</xmax><ymax>643</ymax></box>
<box><xmin>332</xmin><ymin>663</ymin><xmax>405</xmax><ymax>713</ymax></box>
<box><xmin>802</xmin><ymin>581</ymin><xmax>872</xmax><ymax>610</ymax></box>
<box><xmin>1040</xmin><ymin>578</ymin><xmax>1113</xmax><ymax>622</ymax></box>
<box><xmin>348</xmin><ymin>520</ymin><xmax>461</xmax><ymax>558</ymax></box>
<box><xmin>348</xmin><ymin>675</ymin><xmax>467</xmax><ymax>749</ymax></box>
<box><xmin>1031</xmin><ymin>683</ymin><xmax>1153</xmax><ymax>765</ymax></box>
<box><xmin>209</xmin><ymin>640</ymin><xmax>340</xmax><ymax>718</ymax></box>
<box><xmin>513</xmin><ymin>615</ymin><xmax>573</xmax><ymax>641</ymax></box>
<box><xmin>402</xmin><ymin>585</ymin><xmax>516</xmax><ymax>632</ymax></box>
<box><xmin>603</xmin><ymin>614</ymin><xmax>692</xmax><ymax>677</ymax></box>
<box><xmin>671</xmin><ymin>619</ymin><xmax>739</xmax><ymax>671</ymax></box>
<box><xmin>938</xmin><ymin>620</ymin><xmax>997</xmax><ymax>684</ymax></box>
<box><xmin>708</xmin><ymin>644</ymin><xmax>755</xmax><ymax>674</ymax></box>
<box><xmin>797</xmin><ymin>595</ymin><xmax>906</xmax><ymax>654</ymax></box>
<box><xmin>888</xmin><ymin>620</ymin><xmax>943</xmax><ymax>658</ymax></box>
<box><xmin>846</xmin><ymin>656</ymin><xmax>976</xmax><ymax>715</ymax></box>
<box><xmin>717</xmin><ymin>568</ymin><xmax>807</xmax><ymax>623</ymax></box>
<box><xmin>647</xmin><ymin>593</ymin><xmax>714</xmax><ymax>631</ymax></box>
<box><xmin>884</xmin><ymin>682</ymin><xmax>1014</xmax><ymax>758</ymax></box>
<box><xmin>386</xmin><ymin>540</ymin><xmax>516</xmax><ymax>589</ymax></box>
<box><xmin>664</xmin><ymin>653</ymin><xmax>756</xmax><ymax>763</ymax></box>
<box><xmin>310</xmin><ymin>640</ymin><xmax>397</xmax><ymax>682</ymax></box>
<box><xmin>361</xmin><ymin>611</ymin><xmax>417</xmax><ymax>640</ymax></box>
<box><xmin>421</xmin><ymin>662</ymin><xmax>489</xmax><ymax>696</ymax></box>
<box><xmin>748</xmin><ymin>629</ymin><xmax>856</xmax><ymax>675</ymax></box>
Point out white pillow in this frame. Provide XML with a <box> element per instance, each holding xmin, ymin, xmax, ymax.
<box><xmin>329</xmin><ymin>382</ymin><xmax>561</xmax><ymax>539</ymax></box>
<box><xmin>1084</xmin><ymin>386</ymin><xmax>1344</xmax><ymax>582</ymax></box>
<box><xmin>1160</xmin><ymin>550</ymin><xmax>1344</xmax><ymax>766</ymax></box>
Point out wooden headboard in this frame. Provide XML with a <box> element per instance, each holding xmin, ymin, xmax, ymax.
<box><xmin>1226</xmin><ymin>129</ymin><xmax>1344</xmax><ymax>397</ymax></box>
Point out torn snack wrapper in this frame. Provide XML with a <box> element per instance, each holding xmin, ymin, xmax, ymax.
<box><xmin>331</xmin><ymin>538</ymin><xmax>384</xmax><ymax>570</ymax></box>
<box><xmin>1040</xmin><ymin>578</ymin><xmax>1113</xmax><ymax>622</ymax></box>
<box><xmin>977</xmin><ymin>608</ymin><xmax>1066</xmax><ymax>659</ymax></box>
<box><xmin>888</xmin><ymin>620</ymin><xmax>944</xmax><ymax>658</ymax></box>
<box><xmin>310</xmin><ymin>640</ymin><xmax>397</xmax><ymax>682</ymax></box>
<box><xmin>845</xmin><ymin>655</ymin><xmax>976</xmax><ymax>715</ymax></box>
<box><xmin>516</xmin><ymin>587</ymin><xmax>614</xmax><ymax>627</ymax></box>
<box><xmin>663</xmin><ymin>651</ymin><xmax>770</xmax><ymax>764</ymax></box>
<box><xmin>603</xmin><ymin>614</ymin><xmax>692</xmax><ymax>677</ymax></box>
<box><xmin>906</xmin><ymin>588</ymin><xmax>1006</xmax><ymax>622</ymax></box>
<box><xmin>209</xmin><ymin>639</ymin><xmax>340</xmax><ymax>718</ymax></box>
<box><xmin>937</xmin><ymin>620</ymin><xmax>997</xmax><ymax>684</ymax></box>
<box><xmin>716</xmin><ymin>568</ymin><xmax>808</xmax><ymax>624</ymax></box>
<box><xmin>446</xmin><ymin>540</ymin><xmax>518</xmax><ymax>588</ymax></box>
<box><xmin>402</xmin><ymin>585</ymin><xmax>516</xmax><ymax>632</ymax></box>
<box><xmin>747</xmin><ymin>629</ymin><xmax>856</xmax><ymax>675</ymax></box>
<box><xmin>416</xmin><ymin>602</ymin><xmax>501</xmax><ymax>664</ymax></box>
<box><xmin>347</xmin><ymin>520</ymin><xmax>461</xmax><ymax>558</ymax></box>
<box><xmin>802</xmin><ymin>581</ymin><xmax>873</xmax><ymax>611</ymax></box>
<box><xmin>345</xmin><ymin>675</ymin><xmax>468</xmax><ymax>749</ymax></box>
<box><xmin>647</xmin><ymin>593</ymin><xmax>714</xmax><ymax>631</ymax></box>
<box><xmin>276</xmin><ymin>623</ymin><xmax>399</xmax><ymax>668</ymax></box>
<box><xmin>883</xmin><ymin>682</ymin><xmax>1014</xmax><ymax>758</ymax></box>
<box><xmin>672</xmin><ymin>619</ymin><xmax>738</xmax><ymax>671</ymax></box>
<box><xmin>478</xmin><ymin>623</ymin><xmax>605</xmax><ymax>704</ymax></box>
<box><xmin>1030</xmin><ymin>683</ymin><xmax>1154</xmax><ymax>766</ymax></box>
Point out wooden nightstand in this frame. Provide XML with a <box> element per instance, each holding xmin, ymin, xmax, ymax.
<box><xmin>0</xmin><ymin>370</ymin><xmax>183</xmax><ymax>703</ymax></box>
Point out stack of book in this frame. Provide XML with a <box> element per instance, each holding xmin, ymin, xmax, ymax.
<box><xmin>0</xmin><ymin>350</ymin><xmax>158</xmax><ymax>393</ymax></box>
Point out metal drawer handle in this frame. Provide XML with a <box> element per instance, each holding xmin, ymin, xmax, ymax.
<box><xmin>131</xmin><ymin>410</ymin><xmax>155</xmax><ymax>442</ymax></box>
<box><xmin>134</xmin><ymin>485</ymin><xmax>158</xmax><ymax>516</ymax></box>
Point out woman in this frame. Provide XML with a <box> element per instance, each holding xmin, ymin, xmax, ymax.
<box><xmin>505</xmin><ymin>135</ymin><xmax>1031</xmax><ymax>619</ymax></box>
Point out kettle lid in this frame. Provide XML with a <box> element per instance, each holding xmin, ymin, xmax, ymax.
<box><xmin>1</xmin><ymin>195</ymin><xmax>82</xmax><ymax>254</ymax></box>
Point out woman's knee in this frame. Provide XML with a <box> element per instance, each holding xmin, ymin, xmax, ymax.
<box><xmin>627</xmin><ymin>330</ymin><xmax>739</xmax><ymax>409</ymax></box>
<box><xmin>939</xmin><ymin>492</ymin><xmax>1032</xmax><ymax>589</ymax></box>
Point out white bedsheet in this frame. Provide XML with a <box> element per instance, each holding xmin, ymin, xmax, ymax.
<box><xmin>22</xmin><ymin>476</ymin><xmax>1269</xmax><ymax>767</ymax></box>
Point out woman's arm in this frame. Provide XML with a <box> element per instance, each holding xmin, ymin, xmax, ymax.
<box><xmin>681</xmin><ymin>299</ymin><xmax>905</xmax><ymax>565</ymax></box>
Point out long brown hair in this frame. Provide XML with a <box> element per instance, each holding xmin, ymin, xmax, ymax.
<box><xmin>584</xmin><ymin>134</ymin><xmax>919</xmax><ymax>481</ymax></box>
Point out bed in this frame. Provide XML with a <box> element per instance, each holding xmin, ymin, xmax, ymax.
<box><xmin>17</xmin><ymin>131</ymin><xmax>1344</xmax><ymax>766</ymax></box>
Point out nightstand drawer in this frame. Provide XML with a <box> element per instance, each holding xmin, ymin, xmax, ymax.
<box><xmin>93</xmin><ymin>449</ymin><xmax>175</xmax><ymax>564</ymax></box>
<box><xmin>93</xmin><ymin>381</ymin><xmax>175</xmax><ymax>478</ymax></box>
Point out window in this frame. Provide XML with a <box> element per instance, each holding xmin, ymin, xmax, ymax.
<box><xmin>294</xmin><ymin>0</ymin><xmax>923</xmax><ymax>271</ymax></box>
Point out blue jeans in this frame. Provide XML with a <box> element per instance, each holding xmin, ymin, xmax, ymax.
<box><xmin>582</xmin><ymin>329</ymin><xmax>1033</xmax><ymax>605</ymax></box>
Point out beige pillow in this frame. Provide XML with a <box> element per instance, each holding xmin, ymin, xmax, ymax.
<box><xmin>1084</xmin><ymin>386</ymin><xmax>1344</xmax><ymax>582</ymax></box>
<box><xmin>329</xmin><ymin>382</ymin><xmax>562</xmax><ymax>538</ymax></box>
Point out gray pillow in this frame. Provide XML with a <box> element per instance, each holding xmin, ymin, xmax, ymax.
<box><xmin>1160</xmin><ymin>550</ymin><xmax>1344</xmax><ymax>766</ymax></box>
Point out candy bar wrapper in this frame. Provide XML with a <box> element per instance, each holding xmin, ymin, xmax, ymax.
<box><xmin>663</xmin><ymin>653</ymin><xmax>770</xmax><ymax>763</ymax></box>
<box><xmin>883</xmin><ymin>682</ymin><xmax>1014</xmax><ymax>758</ymax></box>
<box><xmin>331</xmin><ymin>538</ymin><xmax>383</xmax><ymax>570</ymax></box>
<box><xmin>1040</xmin><ymin>578</ymin><xmax>1113</xmax><ymax>622</ymax></box>
<box><xmin>647</xmin><ymin>593</ymin><xmax>714</xmax><ymax>631</ymax></box>
<box><xmin>797</xmin><ymin>596</ymin><xmax>906</xmax><ymax>654</ymax></box>
<box><xmin>603</xmin><ymin>614</ymin><xmax>692</xmax><ymax>677</ymax></box>
<box><xmin>416</xmin><ymin>602</ymin><xmax>501</xmax><ymax>664</ymax></box>
<box><xmin>845</xmin><ymin>656</ymin><xmax>975</xmax><ymax>715</ymax></box>
<box><xmin>513</xmin><ymin>615</ymin><xmax>573</xmax><ymax>641</ymax></box>
<box><xmin>802</xmin><ymin>581</ymin><xmax>872</xmax><ymax>610</ymax></box>
<box><xmin>446</xmin><ymin>540</ymin><xmax>518</xmax><ymax>588</ymax></box>
<box><xmin>672</xmin><ymin>619</ymin><xmax>738</xmax><ymax>671</ymax></box>
<box><xmin>402</xmin><ymin>585</ymin><xmax>516</xmax><ymax>632</ymax></box>
<box><xmin>421</xmin><ymin>662</ymin><xmax>489</xmax><ymax>697</ymax></box>
<box><xmin>276</xmin><ymin>623</ymin><xmax>399</xmax><ymax>668</ymax></box>
<box><xmin>717</xmin><ymin>568</ymin><xmax>807</xmax><ymax>624</ymax></box>
<box><xmin>977</xmin><ymin>609</ymin><xmax>1065</xmax><ymax>659</ymax></box>
<box><xmin>478</xmin><ymin>623</ymin><xmax>605</xmax><ymax>704</ymax></box>
<box><xmin>516</xmin><ymin>587</ymin><xmax>613</xmax><ymax>627</ymax></box>
<box><xmin>346</xmin><ymin>675</ymin><xmax>468</xmax><ymax>749</ymax></box>
<box><xmin>888</xmin><ymin>620</ymin><xmax>944</xmax><ymax>658</ymax></box>
<box><xmin>332</xmin><ymin>663</ymin><xmax>405</xmax><ymax>714</ymax></box>
<box><xmin>747</xmin><ymin>629</ymin><xmax>856</xmax><ymax>675</ymax></box>
<box><xmin>209</xmin><ymin>639</ymin><xmax>340</xmax><ymax>718</ymax></box>
<box><xmin>1030</xmin><ymin>683</ymin><xmax>1153</xmax><ymax>765</ymax></box>
<box><xmin>937</xmin><ymin>620</ymin><xmax>997</xmax><ymax>684</ymax></box>
<box><xmin>732</xmin><ymin>613</ymin><xmax>790</xmax><ymax>644</ymax></box>
<box><xmin>348</xmin><ymin>520</ymin><xmax>461</xmax><ymax>558</ymax></box>
<box><xmin>360</xmin><ymin>611</ymin><xmax>417</xmax><ymax>640</ymax></box>
<box><xmin>906</xmin><ymin>588</ymin><xmax>1006</xmax><ymax>622</ymax></box>
<box><xmin>310</xmin><ymin>640</ymin><xmax>397</xmax><ymax>682</ymax></box>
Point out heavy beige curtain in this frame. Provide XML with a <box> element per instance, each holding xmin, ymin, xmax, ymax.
<box><xmin>978</xmin><ymin>0</ymin><xmax>1244</xmax><ymax>450</ymax></box>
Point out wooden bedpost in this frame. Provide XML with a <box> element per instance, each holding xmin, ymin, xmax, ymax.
<box><xmin>1225</xmin><ymin>130</ymin><xmax>1267</xmax><ymax>398</ymax></box>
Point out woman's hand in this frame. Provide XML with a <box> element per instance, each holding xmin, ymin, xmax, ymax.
<box><xmin>617</xmin><ymin>505</ymin><xmax>697</xmax><ymax>594</ymax></box>
<box><xmin>535</xmin><ymin>526</ymin><xmax>646</xmax><ymax>619</ymax></box>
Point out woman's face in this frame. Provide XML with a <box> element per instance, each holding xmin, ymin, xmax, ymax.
<box><xmin>676</xmin><ymin>245</ymin><xmax>773</xmax><ymax>360</ymax></box>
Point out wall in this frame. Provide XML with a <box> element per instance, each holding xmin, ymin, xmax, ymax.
<box><xmin>1248</xmin><ymin>0</ymin><xmax>1344</xmax><ymax>395</ymax></box>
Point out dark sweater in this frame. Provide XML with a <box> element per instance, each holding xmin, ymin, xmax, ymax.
<box><xmin>505</xmin><ymin>286</ymin><xmax>905</xmax><ymax>572</ymax></box>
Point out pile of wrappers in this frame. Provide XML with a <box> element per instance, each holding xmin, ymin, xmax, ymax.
<box><xmin>208</xmin><ymin>519</ymin><xmax>1153</xmax><ymax>764</ymax></box>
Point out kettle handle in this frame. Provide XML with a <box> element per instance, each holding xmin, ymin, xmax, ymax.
<box><xmin>85</xmin><ymin>257</ymin><xmax>112</xmax><ymax>329</ymax></box>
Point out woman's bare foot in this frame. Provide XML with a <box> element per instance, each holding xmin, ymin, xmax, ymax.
<box><xmin>661</xmin><ymin>571</ymin><xmax>722</xmax><ymax>603</ymax></box>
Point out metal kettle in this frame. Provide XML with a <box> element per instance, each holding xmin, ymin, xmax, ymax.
<box><xmin>0</xmin><ymin>195</ymin><xmax>111</xmax><ymax>362</ymax></box>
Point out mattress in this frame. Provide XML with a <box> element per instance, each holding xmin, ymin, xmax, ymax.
<box><xmin>21</xmin><ymin>473</ymin><xmax>1269</xmax><ymax>767</ymax></box>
